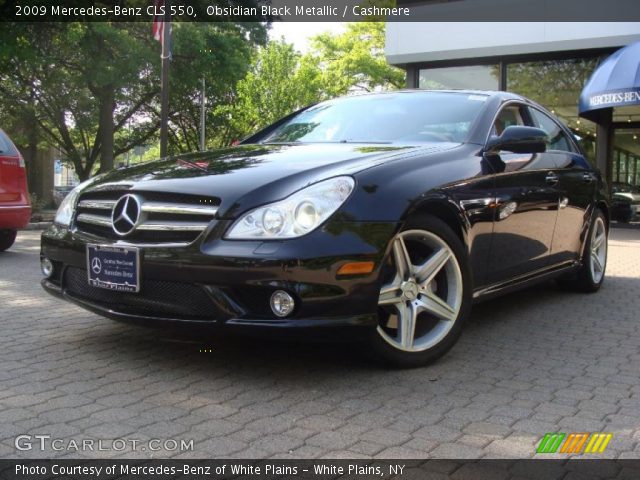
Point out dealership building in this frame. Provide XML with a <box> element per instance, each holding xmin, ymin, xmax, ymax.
<box><xmin>386</xmin><ymin>15</ymin><xmax>640</xmax><ymax>188</ymax></box>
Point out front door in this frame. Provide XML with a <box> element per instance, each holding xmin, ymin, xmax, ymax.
<box><xmin>485</xmin><ymin>103</ymin><xmax>560</xmax><ymax>284</ymax></box>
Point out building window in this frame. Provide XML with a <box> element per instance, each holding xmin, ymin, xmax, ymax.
<box><xmin>419</xmin><ymin>65</ymin><xmax>499</xmax><ymax>90</ymax></box>
<box><xmin>506</xmin><ymin>58</ymin><xmax>601</xmax><ymax>163</ymax></box>
<box><xmin>614</xmin><ymin>129</ymin><xmax>640</xmax><ymax>186</ymax></box>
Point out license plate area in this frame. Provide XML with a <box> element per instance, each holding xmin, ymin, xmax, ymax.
<box><xmin>86</xmin><ymin>245</ymin><xmax>140</xmax><ymax>293</ymax></box>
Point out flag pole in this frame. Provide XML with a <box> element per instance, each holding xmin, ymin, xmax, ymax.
<box><xmin>199</xmin><ymin>77</ymin><xmax>206</xmax><ymax>151</ymax></box>
<box><xmin>159</xmin><ymin>0</ymin><xmax>171</xmax><ymax>158</ymax></box>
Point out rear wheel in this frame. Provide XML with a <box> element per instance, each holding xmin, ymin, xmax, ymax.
<box><xmin>368</xmin><ymin>215</ymin><xmax>472</xmax><ymax>367</ymax></box>
<box><xmin>0</xmin><ymin>229</ymin><xmax>17</xmax><ymax>252</ymax></box>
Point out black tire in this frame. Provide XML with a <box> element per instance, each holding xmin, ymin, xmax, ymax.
<box><xmin>616</xmin><ymin>211</ymin><xmax>633</xmax><ymax>223</ymax></box>
<box><xmin>0</xmin><ymin>230</ymin><xmax>17</xmax><ymax>252</ymax></box>
<box><xmin>368</xmin><ymin>214</ymin><xmax>472</xmax><ymax>368</ymax></box>
<box><xmin>558</xmin><ymin>210</ymin><xmax>608</xmax><ymax>293</ymax></box>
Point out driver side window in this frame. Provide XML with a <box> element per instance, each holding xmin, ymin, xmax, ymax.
<box><xmin>491</xmin><ymin>105</ymin><xmax>526</xmax><ymax>137</ymax></box>
<box><xmin>528</xmin><ymin>108</ymin><xmax>574</xmax><ymax>153</ymax></box>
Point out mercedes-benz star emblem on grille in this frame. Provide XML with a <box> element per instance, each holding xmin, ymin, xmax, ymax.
<box><xmin>91</xmin><ymin>257</ymin><xmax>102</xmax><ymax>274</ymax></box>
<box><xmin>111</xmin><ymin>194</ymin><xmax>142</xmax><ymax>236</ymax></box>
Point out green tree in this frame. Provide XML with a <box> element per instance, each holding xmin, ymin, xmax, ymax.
<box><xmin>307</xmin><ymin>22</ymin><xmax>405</xmax><ymax>96</ymax></box>
<box><xmin>218</xmin><ymin>39</ymin><xmax>323</xmax><ymax>141</ymax></box>
<box><xmin>219</xmin><ymin>22</ymin><xmax>405</xmax><ymax>142</ymax></box>
<box><xmin>505</xmin><ymin>59</ymin><xmax>598</xmax><ymax>112</ymax></box>
<box><xmin>163</xmin><ymin>22</ymin><xmax>267</xmax><ymax>152</ymax></box>
<box><xmin>0</xmin><ymin>21</ymin><xmax>265</xmax><ymax>180</ymax></box>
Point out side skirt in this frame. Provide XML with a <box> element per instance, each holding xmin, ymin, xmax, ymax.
<box><xmin>472</xmin><ymin>260</ymin><xmax>580</xmax><ymax>303</ymax></box>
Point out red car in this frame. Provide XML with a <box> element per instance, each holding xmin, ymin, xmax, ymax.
<box><xmin>0</xmin><ymin>128</ymin><xmax>30</xmax><ymax>251</ymax></box>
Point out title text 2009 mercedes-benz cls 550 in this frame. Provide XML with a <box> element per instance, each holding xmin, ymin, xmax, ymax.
<box><xmin>41</xmin><ymin>91</ymin><xmax>609</xmax><ymax>366</ymax></box>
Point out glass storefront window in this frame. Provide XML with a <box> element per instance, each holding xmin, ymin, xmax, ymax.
<box><xmin>506</xmin><ymin>58</ymin><xmax>602</xmax><ymax>166</ymax></box>
<box><xmin>419</xmin><ymin>65</ymin><xmax>499</xmax><ymax>90</ymax></box>
<box><xmin>417</xmin><ymin>57</ymin><xmax>640</xmax><ymax>178</ymax></box>
<box><xmin>614</xmin><ymin>129</ymin><xmax>640</xmax><ymax>186</ymax></box>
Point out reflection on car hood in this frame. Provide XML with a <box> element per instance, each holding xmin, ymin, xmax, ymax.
<box><xmin>85</xmin><ymin>142</ymin><xmax>458</xmax><ymax>217</ymax></box>
<box><xmin>613</xmin><ymin>192</ymin><xmax>640</xmax><ymax>204</ymax></box>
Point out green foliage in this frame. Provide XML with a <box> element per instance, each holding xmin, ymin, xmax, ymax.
<box><xmin>0</xmin><ymin>23</ymin><xmax>158</xmax><ymax>179</ymax></box>
<box><xmin>0</xmin><ymin>19</ymin><xmax>405</xmax><ymax>179</ymax></box>
<box><xmin>222</xmin><ymin>22</ymin><xmax>405</xmax><ymax>141</ymax></box>
<box><xmin>0</xmin><ymin>21</ymin><xmax>266</xmax><ymax>179</ymax></box>
<box><xmin>28</xmin><ymin>192</ymin><xmax>49</xmax><ymax>213</ymax></box>
<box><xmin>167</xmin><ymin>22</ymin><xmax>266</xmax><ymax>152</ymax></box>
<box><xmin>216</xmin><ymin>40</ymin><xmax>323</xmax><ymax>143</ymax></box>
<box><xmin>506</xmin><ymin>59</ymin><xmax>598</xmax><ymax>112</ymax></box>
<box><xmin>307</xmin><ymin>22</ymin><xmax>405</xmax><ymax>96</ymax></box>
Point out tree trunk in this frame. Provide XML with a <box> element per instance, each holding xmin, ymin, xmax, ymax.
<box><xmin>98</xmin><ymin>89</ymin><xmax>115</xmax><ymax>174</ymax></box>
<box><xmin>75</xmin><ymin>158</ymin><xmax>90</xmax><ymax>181</ymax></box>
<box><xmin>23</xmin><ymin>109</ymin><xmax>39</xmax><ymax>195</ymax></box>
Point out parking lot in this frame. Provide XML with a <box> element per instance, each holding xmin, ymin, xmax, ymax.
<box><xmin>0</xmin><ymin>227</ymin><xmax>639</xmax><ymax>459</ymax></box>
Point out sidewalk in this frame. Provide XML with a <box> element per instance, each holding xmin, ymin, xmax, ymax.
<box><xmin>0</xmin><ymin>228</ymin><xmax>639</xmax><ymax>459</ymax></box>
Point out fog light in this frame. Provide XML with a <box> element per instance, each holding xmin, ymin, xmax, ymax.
<box><xmin>41</xmin><ymin>257</ymin><xmax>54</xmax><ymax>277</ymax></box>
<box><xmin>270</xmin><ymin>290</ymin><xmax>295</xmax><ymax>318</ymax></box>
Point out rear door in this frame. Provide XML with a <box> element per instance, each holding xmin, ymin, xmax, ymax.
<box><xmin>485</xmin><ymin>103</ymin><xmax>561</xmax><ymax>284</ymax></box>
<box><xmin>527</xmin><ymin>107</ymin><xmax>594</xmax><ymax>265</ymax></box>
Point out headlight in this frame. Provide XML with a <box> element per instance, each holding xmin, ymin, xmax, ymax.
<box><xmin>54</xmin><ymin>178</ymin><xmax>95</xmax><ymax>227</ymax></box>
<box><xmin>225</xmin><ymin>176</ymin><xmax>355</xmax><ymax>239</ymax></box>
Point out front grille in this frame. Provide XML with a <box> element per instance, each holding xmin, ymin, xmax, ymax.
<box><xmin>74</xmin><ymin>189</ymin><xmax>220</xmax><ymax>245</ymax></box>
<box><xmin>64</xmin><ymin>267</ymin><xmax>216</xmax><ymax>320</ymax></box>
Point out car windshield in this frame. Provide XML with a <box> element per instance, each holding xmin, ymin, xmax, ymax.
<box><xmin>261</xmin><ymin>92</ymin><xmax>488</xmax><ymax>145</ymax></box>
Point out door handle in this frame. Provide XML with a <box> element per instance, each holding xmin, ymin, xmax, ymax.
<box><xmin>582</xmin><ymin>172</ymin><xmax>594</xmax><ymax>184</ymax></box>
<box><xmin>545</xmin><ymin>171</ymin><xmax>559</xmax><ymax>185</ymax></box>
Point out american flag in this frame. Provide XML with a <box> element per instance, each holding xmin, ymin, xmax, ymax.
<box><xmin>152</xmin><ymin>0</ymin><xmax>171</xmax><ymax>57</ymax></box>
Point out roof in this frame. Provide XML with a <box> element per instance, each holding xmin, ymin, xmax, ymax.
<box><xmin>339</xmin><ymin>89</ymin><xmax>527</xmax><ymax>101</ymax></box>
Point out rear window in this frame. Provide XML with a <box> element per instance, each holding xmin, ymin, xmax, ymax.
<box><xmin>0</xmin><ymin>130</ymin><xmax>18</xmax><ymax>156</ymax></box>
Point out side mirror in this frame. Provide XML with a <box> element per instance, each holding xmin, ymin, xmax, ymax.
<box><xmin>485</xmin><ymin>126</ymin><xmax>547</xmax><ymax>154</ymax></box>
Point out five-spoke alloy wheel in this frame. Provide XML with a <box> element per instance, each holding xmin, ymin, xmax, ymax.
<box><xmin>557</xmin><ymin>209</ymin><xmax>608</xmax><ymax>293</ymax></box>
<box><xmin>589</xmin><ymin>215</ymin><xmax>607</xmax><ymax>285</ymax></box>
<box><xmin>370</xmin><ymin>215</ymin><xmax>471</xmax><ymax>367</ymax></box>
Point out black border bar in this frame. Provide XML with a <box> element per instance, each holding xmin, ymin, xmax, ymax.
<box><xmin>2</xmin><ymin>459</ymin><xmax>640</xmax><ymax>480</ymax></box>
<box><xmin>1</xmin><ymin>0</ymin><xmax>640</xmax><ymax>22</ymax></box>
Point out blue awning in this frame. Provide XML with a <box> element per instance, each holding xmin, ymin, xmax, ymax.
<box><xmin>579</xmin><ymin>41</ymin><xmax>640</xmax><ymax>121</ymax></box>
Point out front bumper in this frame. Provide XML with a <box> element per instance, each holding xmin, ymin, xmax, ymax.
<box><xmin>40</xmin><ymin>220</ymin><xmax>398</xmax><ymax>330</ymax></box>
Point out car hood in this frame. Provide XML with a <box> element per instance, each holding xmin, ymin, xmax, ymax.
<box><xmin>613</xmin><ymin>192</ymin><xmax>640</xmax><ymax>203</ymax></box>
<box><xmin>85</xmin><ymin>142</ymin><xmax>457</xmax><ymax>218</ymax></box>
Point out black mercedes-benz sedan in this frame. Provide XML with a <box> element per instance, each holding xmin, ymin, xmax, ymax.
<box><xmin>41</xmin><ymin>90</ymin><xmax>609</xmax><ymax>366</ymax></box>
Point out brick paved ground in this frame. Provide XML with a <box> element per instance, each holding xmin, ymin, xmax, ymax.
<box><xmin>0</xmin><ymin>226</ymin><xmax>639</xmax><ymax>459</ymax></box>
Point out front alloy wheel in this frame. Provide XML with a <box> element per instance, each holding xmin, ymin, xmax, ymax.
<box><xmin>370</xmin><ymin>215</ymin><xmax>471</xmax><ymax>367</ymax></box>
